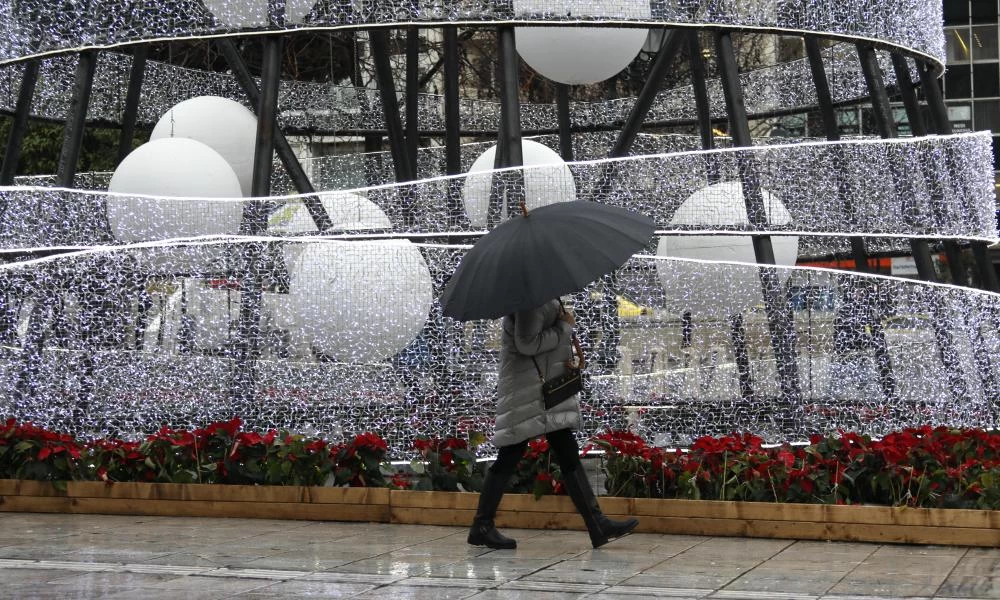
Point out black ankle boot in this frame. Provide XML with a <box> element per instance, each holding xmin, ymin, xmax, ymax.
<box><xmin>563</xmin><ymin>468</ymin><xmax>639</xmax><ymax>548</ymax></box>
<box><xmin>467</xmin><ymin>518</ymin><xmax>517</xmax><ymax>549</ymax></box>
<box><xmin>468</xmin><ymin>469</ymin><xmax>517</xmax><ymax>549</ymax></box>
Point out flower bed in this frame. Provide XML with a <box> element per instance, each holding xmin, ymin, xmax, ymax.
<box><xmin>1</xmin><ymin>419</ymin><xmax>997</xmax><ymax>510</ymax></box>
<box><xmin>1</xmin><ymin>419</ymin><xmax>997</xmax><ymax>546</ymax></box>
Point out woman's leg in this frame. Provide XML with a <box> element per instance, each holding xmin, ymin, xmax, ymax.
<box><xmin>468</xmin><ymin>441</ymin><xmax>527</xmax><ymax>549</ymax></box>
<box><xmin>545</xmin><ymin>429</ymin><xmax>639</xmax><ymax>548</ymax></box>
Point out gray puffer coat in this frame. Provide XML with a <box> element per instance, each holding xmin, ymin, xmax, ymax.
<box><xmin>492</xmin><ymin>299</ymin><xmax>583</xmax><ymax>447</ymax></box>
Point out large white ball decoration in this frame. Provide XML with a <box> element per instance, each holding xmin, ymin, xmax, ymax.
<box><xmin>513</xmin><ymin>0</ymin><xmax>650</xmax><ymax>85</ymax></box>
<box><xmin>656</xmin><ymin>181</ymin><xmax>799</xmax><ymax>318</ymax></box>
<box><xmin>267</xmin><ymin>191</ymin><xmax>392</xmax><ymax>234</ymax></box>
<box><xmin>150</xmin><ymin>96</ymin><xmax>258</xmax><ymax>197</ymax></box>
<box><xmin>107</xmin><ymin>137</ymin><xmax>244</xmax><ymax>242</ymax></box>
<box><xmin>204</xmin><ymin>0</ymin><xmax>319</xmax><ymax>28</ymax></box>
<box><xmin>266</xmin><ymin>192</ymin><xmax>394</xmax><ymax>336</ymax></box>
<box><xmin>283</xmin><ymin>241</ymin><xmax>433</xmax><ymax>363</ymax></box>
<box><xmin>463</xmin><ymin>140</ymin><xmax>576</xmax><ymax>228</ymax></box>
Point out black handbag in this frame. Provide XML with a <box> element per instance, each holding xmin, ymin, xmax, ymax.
<box><xmin>530</xmin><ymin>331</ymin><xmax>586</xmax><ymax>410</ymax></box>
<box><xmin>514</xmin><ymin>301</ymin><xmax>586</xmax><ymax>410</ymax></box>
<box><xmin>533</xmin><ymin>361</ymin><xmax>584</xmax><ymax>409</ymax></box>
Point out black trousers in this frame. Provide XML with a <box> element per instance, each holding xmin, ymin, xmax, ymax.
<box><xmin>488</xmin><ymin>428</ymin><xmax>581</xmax><ymax>478</ymax></box>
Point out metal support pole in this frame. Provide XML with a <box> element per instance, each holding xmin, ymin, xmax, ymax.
<box><xmin>229</xmin><ymin>32</ymin><xmax>283</xmax><ymax>407</ymax></box>
<box><xmin>56</xmin><ymin>51</ymin><xmax>97</xmax><ymax>188</ymax></box>
<box><xmin>492</xmin><ymin>26</ymin><xmax>524</xmax><ymax>225</ymax></box>
<box><xmin>806</xmin><ymin>37</ymin><xmax>896</xmax><ymax>404</ymax></box>
<box><xmin>857</xmin><ymin>46</ymin><xmax>937</xmax><ymax>281</ymax></box>
<box><xmin>891</xmin><ymin>54</ymin><xmax>968</xmax><ymax>287</ymax></box>
<box><xmin>117</xmin><ymin>46</ymin><xmax>148</xmax><ymax>163</ymax></box>
<box><xmin>688</xmin><ymin>31</ymin><xmax>713</xmax><ymax>151</ymax></box>
<box><xmin>860</xmin><ymin>46</ymin><xmax>969</xmax><ymax>403</ymax></box>
<box><xmin>443</xmin><ymin>26</ymin><xmax>466</xmax><ymax>227</ymax></box>
<box><xmin>406</xmin><ymin>27</ymin><xmax>420</xmax><ymax>175</ymax></box>
<box><xmin>1</xmin><ymin>61</ymin><xmax>40</xmax><ymax>185</ymax></box>
<box><xmin>729</xmin><ymin>315</ymin><xmax>754</xmax><ymax>401</ymax></box>
<box><xmin>688</xmin><ymin>30</ymin><xmax>722</xmax><ymax>185</ymax></box>
<box><xmin>216</xmin><ymin>39</ymin><xmax>331</xmax><ymax>231</ymax></box>
<box><xmin>370</xmin><ymin>30</ymin><xmax>415</xmax><ymax>183</ymax></box>
<box><xmin>609</xmin><ymin>30</ymin><xmax>683</xmax><ymax>159</ymax></box>
<box><xmin>917</xmin><ymin>60</ymin><xmax>1000</xmax><ymax>293</ymax></box>
<box><xmin>556</xmin><ymin>84</ymin><xmax>573</xmax><ymax>161</ymax></box>
<box><xmin>715</xmin><ymin>30</ymin><xmax>801</xmax><ymax>403</ymax></box>
<box><xmin>916</xmin><ymin>62</ymin><xmax>999</xmax><ymax>407</ymax></box>
<box><xmin>806</xmin><ymin>37</ymin><xmax>871</xmax><ymax>272</ymax></box>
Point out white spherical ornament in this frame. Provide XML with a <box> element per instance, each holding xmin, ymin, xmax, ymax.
<box><xmin>204</xmin><ymin>0</ymin><xmax>319</xmax><ymax>28</ymax></box>
<box><xmin>513</xmin><ymin>0</ymin><xmax>650</xmax><ymax>85</ymax></box>
<box><xmin>268</xmin><ymin>191</ymin><xmax>392</xmax><ymax>234</ymax></box>
<box><xmin>283</xmin><ymin>241</ymin><xmax>433</xmax><ymax>363</ymax></box>
<box><xmin>463</xmin><ymin>140</ymin><xmax>576</xmax><ymax>228</ymax></box>
<box><xmin>150</xmin><ymin>96</ymin><xmax>258</xmax><ymax>197</ymax></box>
<box><xmin>107</xmin><ymin>137</ymin><xmax>244</xmax><ymax>242</ymax></box>
<box><xmin>656</xmin><ymin>181</ymin><xmax>799</xmax><ymax>318</ymax></box>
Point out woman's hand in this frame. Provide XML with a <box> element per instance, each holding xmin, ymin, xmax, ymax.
<box><xmin>558</xmin><ymin>305</ymin><xmax>576</xmax><ymax>327</ymax></box>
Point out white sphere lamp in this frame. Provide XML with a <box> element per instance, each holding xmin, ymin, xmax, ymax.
<box><xmin>513</xmin><ymin>0</ymin><xmax>650</xmax><ymax>85</ymax></box>
<box><xmin>282</xmin><ymin>241</ymin><xmax>434</xmax><ymax>363</ymax></box>
<box><xmin>150</xmin><ymin>96</ymin><xmax>258</xmax><ymax>197</ymax></box>
<box><xmin>204</xmin><ymin>0</ymin><xmax>319</xmax><ymax>28</ymax></box>
<box><xmin>656</xmin><ymin>181</ymin><xmax>799</xmax><ymax>318</ymax></box>
<box><xmin>462</xmin><ymin>139</ymin><xmax>576</xmax><ymax>228</ymax></box>
<box><xmin>107</xmin><ymin>137</ymin><xmax>244</xmax><ymax>242</ymax></box>
<box><xmin>265</xmin><ymin>191</ymin><xmax>394</xmax><ymax>336</ymax></box>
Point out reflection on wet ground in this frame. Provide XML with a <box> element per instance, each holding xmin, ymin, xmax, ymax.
<box><xmin>0</xmin><ymin>513</ymin><xmax>996</xmax><ymax>599</ymax></box>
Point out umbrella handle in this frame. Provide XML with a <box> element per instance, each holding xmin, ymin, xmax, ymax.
<box><xmin>571</xmin><ymin>334</ymin><xmax>586</xmax><ymax>370</ymax></box>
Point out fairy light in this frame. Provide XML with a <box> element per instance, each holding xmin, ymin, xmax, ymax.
<box><xmin>1</xmin><ymin>0</ymin><xmax>997</xmax><ymax>457</ymax></box>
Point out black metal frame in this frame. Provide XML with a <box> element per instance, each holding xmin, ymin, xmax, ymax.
<box><xmin>807</xmin><ymin>39</ymin><xmax>897</xmax><ymax>404</ymax></box>
<box><xmin>443</xmin><ymin>26</ymin><xmax>467</xmax><ymax>228</ymax></box>
<box><xmin>916</xmin><ymin>61</ymin><xmax>1000</xmax><ymax>294</ymax></box>
<box><xmin>1</xmin><ymin>61</ymin><xmax>40</xmax><ymax>186</ymax></box>
<box><xmin>215</xmin><ymin>39</ymin><xmax>333</xmax><ymax>232</ymax></box>
<box><xmin>715</xmin><ymin>30</ymin><xmax>802</xmax><ymax>404</ymax></box>
<box><xmin>229</xmin><ymin>29</ymin><xmax>284</xmax><ymax>406</ymax></box>
<box><xmin>56</xmin><ymin>51</ymin><xmax>97</xmax><ymax>188</ymax></box>
<box><xmin>117</xmin><ymin>47</ymin><xmax>148</xmax><ymax>163</ymax></box>
<box><xmin>858</xmin><ymin>44</ymin><xmax>970</xmax><ymax>404</ymax></box>
<box><xmin>891</xmin><ymin>54</ymin><xmax>969</xmax><ymax>287</ymax></box>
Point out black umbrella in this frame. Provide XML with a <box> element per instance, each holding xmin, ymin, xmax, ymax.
<box><xmin>441</xmin><ymin>201</ymin><xmax>656</xmax><ymax>321</ymax></box>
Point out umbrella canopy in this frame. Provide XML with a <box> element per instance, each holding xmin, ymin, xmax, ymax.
<box><xmin>441</xmin><ymin>201</ymin><xmax>656</xmax><ymax>321</ymax></box>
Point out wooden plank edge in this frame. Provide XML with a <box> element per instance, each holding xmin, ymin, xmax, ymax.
<box><xmin>0</xmin><ymin>495</ymin><xmax>390</xmax><ymax>522</ymax></box>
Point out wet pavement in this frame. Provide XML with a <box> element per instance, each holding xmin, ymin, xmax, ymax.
<box><xmin>0</xmin><ymin>513</ymin><xmax>996</xmax><ymax>599</ymax></box>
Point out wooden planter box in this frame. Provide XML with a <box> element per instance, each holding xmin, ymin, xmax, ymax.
<box><xmin>0</xmin><ymin>479</ymin><xmax>389</xmax><ymax>522</ymax></box>
<box><xmin>1</xmin><ymin>480</ymin><xmax>997</xmax><ymax>547</ymax></box>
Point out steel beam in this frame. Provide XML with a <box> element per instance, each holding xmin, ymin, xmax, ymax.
<box><xmin>56</xmin><ymin>51</ymin><xmax>97</xmax><ymax>188</ymax></box>
<box><xmin>1</xmin><ymin>61</ymin><xmax>40</xmax><ymax>185</ymax></box>
<box><xmin>117</xmin><ymin>46</ymin><xmax>148</xmax><ymax>163</ymax></box>
<box><xmin>917</xmin><ymin>60</ymin><xmax>1000</xmax><ymax>293</ymax></box>
<box><xmin>715</xmin><ymin>30</ymin><xmax>802</xmax><ymax>403</ymax></box>
<box><xmin>216</xmin><ymin>38</ymin><xmax>332</xmax><ymax>231</ymax></box>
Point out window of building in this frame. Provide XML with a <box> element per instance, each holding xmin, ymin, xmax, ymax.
<box><xmin>971</xmin><ymin>1</ymin><xmax>999</xmax><ymax>23</ymax></box>
<box><xmin>945</xmin><ymin>63</ymin><xmax>973</xmax><ymax>97</ymax></box>
<box><xmin>947</xmin><ymin>27</ymin><xmax>973</xmax><ymax>63</ymax></box>
<box><xmin>974</xmin><ymin>99</ymin><xmax>1000</xmax><ymax>132</ymax></box>
<box><xmin>944</xmin><ymin>0</ymin><xmax>970</xmax><ymax>25</ymax></box>
<box><xmin>947</xmin><ymin>103</ymin><xmax>973</xmax><ymax>132</ymax></box>
<box><xmin>974</xmin><ymin>63</ymin><xmax>1000</xmax><ymax>96</ymax></box>
<box><xmin>972</xmin><ymin>25</ymin><xmax>999</xmax><ymax>61</ymax></box>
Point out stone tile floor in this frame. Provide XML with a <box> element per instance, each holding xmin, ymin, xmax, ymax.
<box><xmin>0</xmin><ymin>513</ymin><xmax>996</xmax><ymax>599</ymax></box>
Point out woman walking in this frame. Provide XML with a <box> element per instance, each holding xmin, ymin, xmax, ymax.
<box><xmin>468</xmin><ymin>298</ymin><xmax>639</xmax><ymax>549</ymax></box>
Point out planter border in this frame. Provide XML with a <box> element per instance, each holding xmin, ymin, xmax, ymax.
<box><xmin>0</xmin><ymin>480</ymin><xmax>996</xmax><ymax>547</ymax></box>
